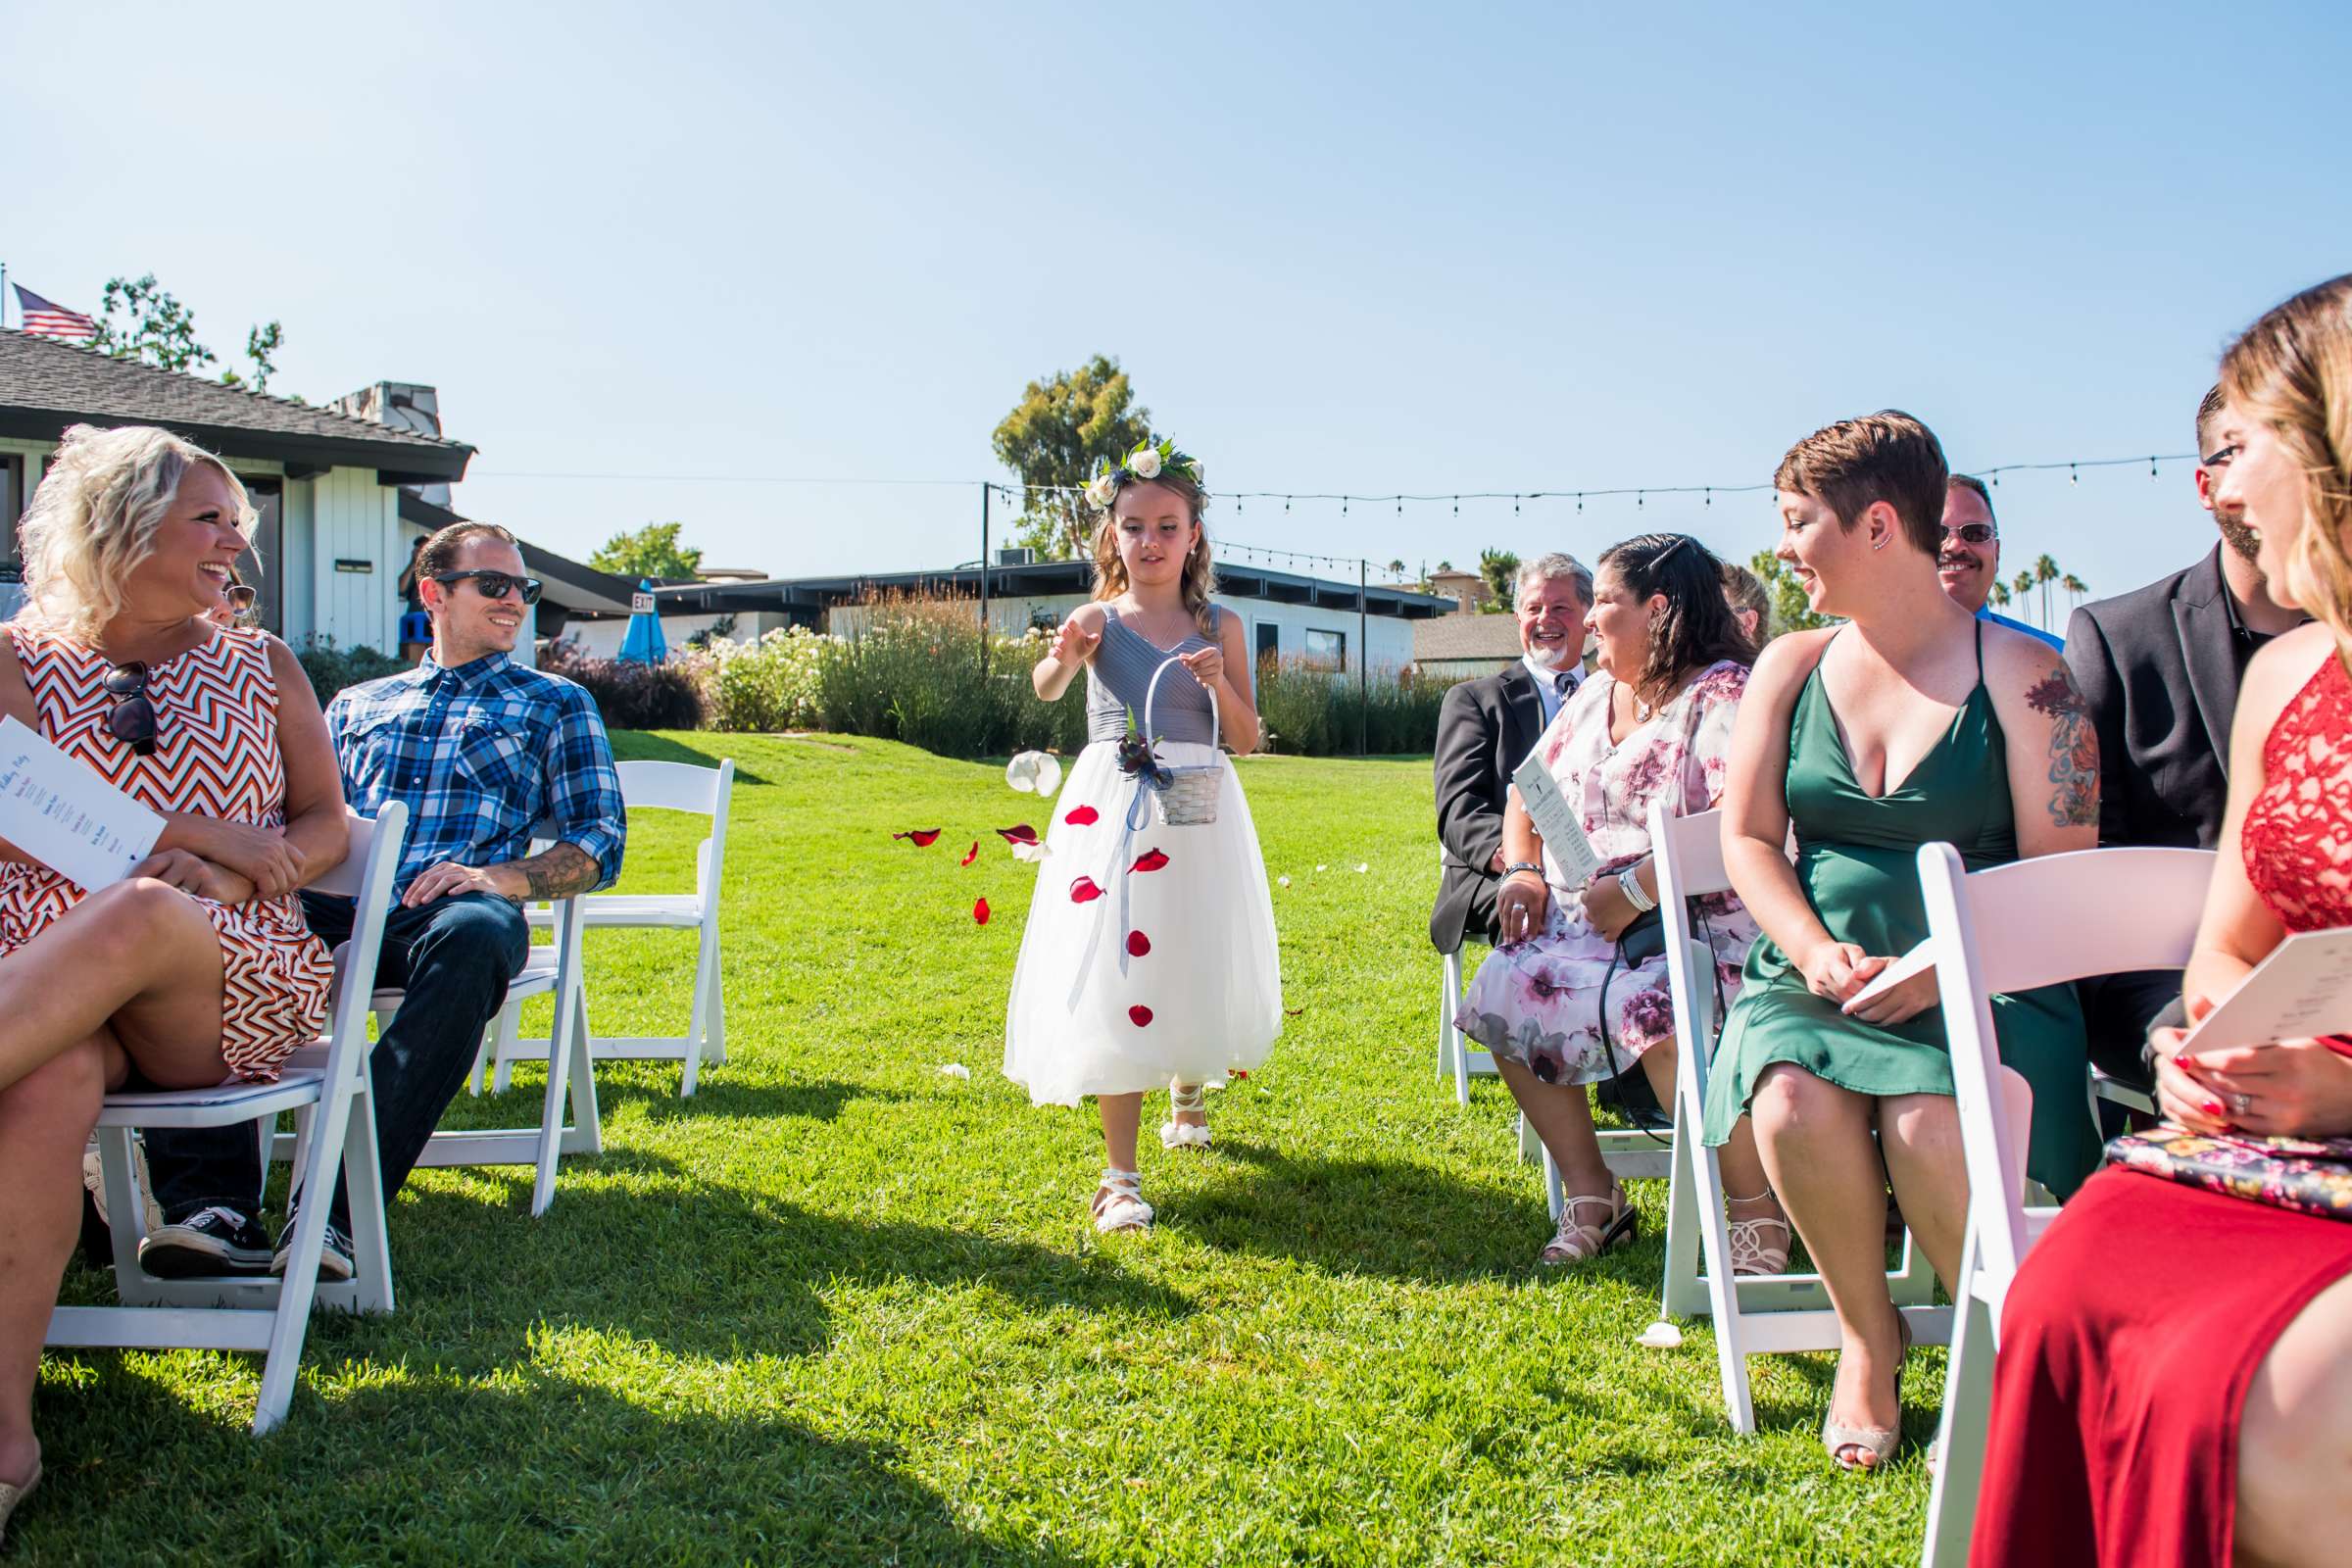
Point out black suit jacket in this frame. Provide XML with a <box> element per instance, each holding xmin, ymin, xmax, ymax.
<box><xmin>2063</xmin><ymin>546</ymin><xmax>2241</xmax><ymax>853</ymax></box>
<box><xmin>1431</xmin><ymin>662</ymin><xmax>1549</xmax><ymax>954</ymax></box>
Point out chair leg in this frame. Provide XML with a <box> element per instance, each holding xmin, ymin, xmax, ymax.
<box><xmin>704</xmin><ymin>924</ymin><xmax>726</xmax><ymax>1066</ymax></box>
<box><xmin>467</xmin><ymin>1029</ymin><xmax>490</xmax><ymax>1098</ymax></box>
<box><xmin>339</xmin><ymin>1087</ymin><xmax>395</xmax><ymax>1317</ymax></box>
<box><xmin>682</xmin><ymin>930</ymin><xmax>712</xmax><ymax>1099</ymax></box>
<box><xmin>1923</xmin><ymin>1235</ymin><xmax>1998</xmax><ymax>1568</ymax></box>
<box><xmin>491</xmin><ymin>997</ymin><xmax>521</xmax><ymax>1095</ymax></box>
<box><xmin>1543</xmin><ymin>1140</ymin><xmax>1564</xmax><ymax>1223</ymax></box>
<box><xmin>1659</xmin><ymin>1114</ymin><xmax>1710</xmax><ymax>1319</ymax></box>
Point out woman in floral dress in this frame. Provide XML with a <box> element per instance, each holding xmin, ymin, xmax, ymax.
<box><xmin>1457</xmin><ymin>533</ymin><xmax>1789</xmax><ymax>1268</ymax></box>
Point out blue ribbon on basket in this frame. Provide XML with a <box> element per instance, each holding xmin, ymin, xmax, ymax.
<box><xmin>1064</xmin><ymin>759</ymin><xmax>1160</xmax><ymax>1011</ymax></box>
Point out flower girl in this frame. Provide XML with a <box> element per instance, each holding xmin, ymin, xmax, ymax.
<box><xmin>1004</xmin><ymin>439</ymin><xmax>1284</xmax><ymax>1232</ymax></box>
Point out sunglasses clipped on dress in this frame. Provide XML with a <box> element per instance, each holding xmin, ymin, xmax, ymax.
<box><xmin>105</xmin><ymin>662</ymin><xmax>158</xmax><ymax>759</ymax></box>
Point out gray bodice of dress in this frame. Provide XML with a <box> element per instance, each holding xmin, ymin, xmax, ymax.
<box><xmin>1083</xmin><ymin>607</ymin><xmax>1222</xmax><ymax>746</ymax></box>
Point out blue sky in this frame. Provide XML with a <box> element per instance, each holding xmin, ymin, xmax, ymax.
<box><xmin>7</xmin><ymin>0</ymin><xmax>2347</xmax><ymax>619</ymax></box>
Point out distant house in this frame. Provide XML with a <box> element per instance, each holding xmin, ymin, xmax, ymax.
<box><xmin>562</xmin><ymin>554</ymin><xmax>1454</xmax><ymax>670</ymax></box>
<box><xmin>0</xmin><ymin>331</ymin><xmax>471</xmax><ymax>651</ymax></box>
<box><xmin>1413</xmin><ymin>611</ymin><xmax>1527</xmax><ymax>680</ymax></box>
<box><xmin>1425</xmin><ymin>567</ymin><xmax>1493</xmax><ymax>615</ymax></box>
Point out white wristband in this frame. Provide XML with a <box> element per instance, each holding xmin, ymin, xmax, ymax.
<box><xmin>1616</xmin><ymin>865</ymin><xmax>1658</xmax><ymax>913</ymax></box>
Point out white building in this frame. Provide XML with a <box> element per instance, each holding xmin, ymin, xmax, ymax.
<box><xmin>564</xmin><ymin>555</ymin><xmax>1453</xmax><ymax>671</ymax></box>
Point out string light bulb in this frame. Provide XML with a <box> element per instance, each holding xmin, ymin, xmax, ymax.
<box><xmin>2070</xmin><ymin>465</ymin><xmax>2079</xmax><ymax>486</ymax></box>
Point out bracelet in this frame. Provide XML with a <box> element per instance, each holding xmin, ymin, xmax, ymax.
<box><xmin>1501</xmin><ymin>861</ymin><xmax>1544</xmax><ymax>881</ymax></box>
<box><xmin>1616</xmin><ymin>865</ymin><xmax>1658</xmax><ymax>912</ymax></box>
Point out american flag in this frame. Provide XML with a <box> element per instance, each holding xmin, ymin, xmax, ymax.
<box><xmin>12</xmin><ymin>284</ymin><xmax>97</xmax><ymax>342</ymax></box>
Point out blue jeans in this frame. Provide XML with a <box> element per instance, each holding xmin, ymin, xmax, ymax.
<box><xmin>146</xmin><ymin>891</ymin><xmax>529</xmax><ymax>1233</ymax></box>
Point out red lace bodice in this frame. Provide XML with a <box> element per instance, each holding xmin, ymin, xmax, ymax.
<box><xmin>2243</xmin><ymin>650</ymin><xmax>2352</xmax><ymax>933</ymax></box>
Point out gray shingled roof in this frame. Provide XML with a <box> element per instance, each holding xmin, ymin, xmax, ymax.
<box><xmin>1413</xmin><ymin>612</ymin><xmax>1527</xmax><ymax>662</ymax></box>
<box><xmin>0</xmin><ymin>328</ymin><xmax>473</xmax><ymax>483</ymax></box>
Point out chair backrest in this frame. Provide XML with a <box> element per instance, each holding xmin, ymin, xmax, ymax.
<box><xmin>618</xmin><ymin>759</ymin><xmax>728</xmax><ymax>815</ymax></box>
<box><xmin>319</xmin><ymin>804</ymin><xmax>408</xmax><ymax>1070</ymax></box>
<box><xmin>1918</xmin><ymin>842</ymin><xmax>2214</xmax><ymax>1286</ymax></box>
<box><xmin>1651</xmin><ymin>804</ymin><xmax>1735</xmax><ymax>1075</ymax></box>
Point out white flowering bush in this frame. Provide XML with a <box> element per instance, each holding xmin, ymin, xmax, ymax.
<box><xmin>700</xmin><ymin>625</ymin><xmax>837</xmax><ymax>732</ymax></box>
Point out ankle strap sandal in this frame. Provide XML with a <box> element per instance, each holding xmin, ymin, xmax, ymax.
<box><xmin>1159</xmin><ymin>1081</ymin><xmax>1211</xmax><ymax>1151</ymax></box>
<box><xmin>1092</xmin><ymin>1169</ymin><xmax>1153</xmax><ymax>1234</ymax></box>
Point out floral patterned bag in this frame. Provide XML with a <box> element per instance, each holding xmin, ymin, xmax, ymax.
<box><xmin>2103</xmin><ymin>1126</ymin><xmax>2352</xmax><ymax>1222</ymax></box>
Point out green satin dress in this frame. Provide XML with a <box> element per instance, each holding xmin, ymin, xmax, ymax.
<box><xmin>1700</xmin><ymin>627</ymin><xmax>2101</xmax><ymax>1196</ymax></box>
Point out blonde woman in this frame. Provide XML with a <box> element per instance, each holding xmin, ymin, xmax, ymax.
<box><xmin>0</xmin><ymin>425</ymin><xmax>346</xmax><ymax>1543</ymax></box>
<box><xmin>1005</xmin><ymin>440</ymin><xmax>1282</xmax><ymax>1233</ymax></box>
<box><xmin>1971</xmin><ymin>275</ymin><xmax>2352</xmax><ymax>1568</ymax></box>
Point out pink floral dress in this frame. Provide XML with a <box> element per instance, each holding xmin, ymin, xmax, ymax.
<box><xmin>1453</xmin><ymin>661</ymin><xmax>1757</xmax><ymax>1085</ymax></box>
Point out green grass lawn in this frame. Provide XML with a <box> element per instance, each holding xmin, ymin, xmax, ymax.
<box><xmin>29</xmin><ymin>733</ymin><xmax>1938</xmax><ymax>1565</ymax></box>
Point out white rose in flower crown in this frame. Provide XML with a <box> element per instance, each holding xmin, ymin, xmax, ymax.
<box><xmin>1189</xmin><ymin>460</ymin><xmax>1203</xmax><ymax>486</ymax></box>
<box><xmin>1084</xmin><ymin>473</ymin><xmax>1118</xmax><ymax>509</ymax></box>
<box><xmin>1128</xmin><ymin>446</ymin><xmax>1163</xmax><ymax>480</ymax></box>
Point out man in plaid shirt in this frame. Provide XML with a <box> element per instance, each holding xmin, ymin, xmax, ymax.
<box><xmin>139</xmin><ymin>522</ymin><xmax>626</xmax><ymax>1281</ymax></box>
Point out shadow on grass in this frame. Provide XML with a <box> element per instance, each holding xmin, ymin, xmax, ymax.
<box><xmin>24</xmin><ymin>1362</ymin><xmax>1076</xmax><ymax>1565</ymax></box>
<box><xmin>335</xmin><ymin>1151</ymin><xmax>1194</xmax><ymax>1369</ymax></box>
<box><xmin>609</xmin><ymin>729</ymin><xmax>771</xmax><ymax>785</ymax></box>
<box><xmin>1176</xmin><ymin>1142</ymin><xmax>1642</xmax><ymax>1286</ymax></box>
<box><xmin>443</xmin><ymin>1075</ymin><xmax>909</xmax><ymax>1133</ymax></box>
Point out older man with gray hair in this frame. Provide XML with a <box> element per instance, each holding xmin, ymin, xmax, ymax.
<box><xmin>1431</xmin><ymin>552</ymin><xmax>1592</xmax><ymax>954</ymax></box>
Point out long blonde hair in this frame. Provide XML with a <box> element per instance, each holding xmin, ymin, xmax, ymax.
<box><xmin>2222</xmin><ymin>274</ymin><xmax>2352</xmax><ymax>638</ymax></box>
<box><xmin>17</xmin><ymin>423</ymin><xmax>256</xmax><ymax>643</ymax></box>
<box><xmin>1089</xmin><ymin>471</ymin><xmax>1218</xmax><ymax>635</ymax></box>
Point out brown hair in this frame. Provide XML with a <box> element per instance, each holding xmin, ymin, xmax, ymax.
<box><xmin>1773</xmin><ymin>410</ymin><xmax>1949</xmax><ymax>556</ymax></box>
<box><xmin>2220</xmin><ymin>273</ymin><xmax>2352</xmax><ymax>636</ymax></box>
<box><xmin>1089</xmin><ymin>472</ymin><xmax>1217</xmax><ymax>635</ymax></box>
<box><xmin>416</xmin><ymin>520</ymin><xmax>519</xmax><ymax>596</ymax></box>
<box><xmin>1947</xmin><ymin>472</ymin><xmax>1996</xmax><ymax>527</ymax></box>
<box><xmin>1720</xmin><ymin>560</ymin><xmax>1771</xmax><ymax>645</ymax></box>
<box><xmin>2195</xmin><ymin>383</ymin><xmax>2230</xmax><ymax>457</ymax></box>
<box><xmin>1598</xmin><ymin>533</ymin><xmax>1754</xmax><ymax>709</ymax></box>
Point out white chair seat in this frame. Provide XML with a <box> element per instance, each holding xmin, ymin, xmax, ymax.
<box><xmin>94</xmin><ymin>1070</ymin><xmax>325</xmax><ymax>1127</ymax></box>
<box><xmin>525</xmin><ymin>894</ymin><xmax>701</xmax><ymax>929</ymax></box>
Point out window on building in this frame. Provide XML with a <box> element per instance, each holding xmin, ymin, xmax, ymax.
<box><xmin>0</xmin><ymin>455</ymin><xmax>22</xmax><ymax>568</ymax></box>
<box><xmin>1254</xmin><ymin>621</ymin><xmax>1280</xmax><ymax>666</ymax></box>
<box><xmin>1303</xmin><ymin>628</ymin><xmax>1346</xmax><ymax>670</ymax></box>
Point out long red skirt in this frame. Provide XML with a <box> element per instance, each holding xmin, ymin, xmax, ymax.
<box><xmin>1970</xmin><ymin>1167</ymin><xmax>2352</xmax><ymax>1567</ymax></box>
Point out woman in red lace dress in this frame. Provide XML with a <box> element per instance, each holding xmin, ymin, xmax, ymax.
<box><xmin>1971</xmin><ymin>274</ymin><xmax>2352</xmax><ymax>1567</ymax></box>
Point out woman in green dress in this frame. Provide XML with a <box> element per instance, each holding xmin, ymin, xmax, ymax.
<box><xmin>1701</xmin><ymin>412</ymin><xmax>2103</xmax><ymax>1473</ymax></box>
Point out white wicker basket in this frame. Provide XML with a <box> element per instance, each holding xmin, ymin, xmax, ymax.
<box><xmin>1141</xmin><ymin>656</ymin><xmax>1222</xmax><ymax>827</ymax></box>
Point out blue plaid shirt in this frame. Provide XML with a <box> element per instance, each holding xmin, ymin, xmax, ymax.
<box><xmin>324</xmin><ymin>652</ymin><xmax>626</xmax><ymax>897</ymax></box>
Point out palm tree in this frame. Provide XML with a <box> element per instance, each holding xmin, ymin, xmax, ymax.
<box><xmin>2013</xmin><ymin>570</ymin><xmax>2035</xmax><ymax>623</ymax></box>
<box><xmin>1386</xmin><ymin>558</ymin><xmax>1406</xmax><ymax>580</ymax></box>
<box><xmin>2062</xmin><ymin>573</ymin><xmax>2087</xmax><ymax>614</ymax></box>
<box><xmin>2034</xmin><ymin>554</ymin><xmax>2060</xmax><ymax>630</ymax></box>
<box><xmin>1988</xmin><ymin>580</ymin><xmax>2012</xmax><ymax>610</ymax></box>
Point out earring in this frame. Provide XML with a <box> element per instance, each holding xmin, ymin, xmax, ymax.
<box><xmin>1871</xmin><ymin>535</ymin><xmax>1888</xmax><ymax>552</ymax></box>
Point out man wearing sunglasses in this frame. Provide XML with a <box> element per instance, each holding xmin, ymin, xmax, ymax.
<box><xmin>2061</xmin><ymin>385</ymin><xmax>2307</xmax><ymax>1093</ymax></box>
<box><xmin>139</xmin><ymin>520</ymin><xmax>625</xmax><ymax>1280</ymax></box>
<box><xmin>1937</xmin><ymin>473</ymin><xmax>2065</xmax><ymax>651</ymax></box>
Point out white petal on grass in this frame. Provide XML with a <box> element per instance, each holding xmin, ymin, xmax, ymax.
<box><xmin>938</xmin><ymin>1063</ymin><xmax>971</xmax><ymax>1080</ymax></box>
<box><xmin>1354</xmin><ymin>862</ymin><xmax>1368</xmax><ymax>873</ymax></box>
<box><xmin>1277</xmin><ymin>875</ymin><xmax>1291</xmax><ymax>888</ymax></box>
<box><xmin>1315</xmin><ymin>863</ymin><xmax>1327</xmax><ymax>872</ymax></box>
<box><xmin>1635</xmin><ymin>1321</ymin><xmax>1683</xmax><ymax>1350</ymax></box>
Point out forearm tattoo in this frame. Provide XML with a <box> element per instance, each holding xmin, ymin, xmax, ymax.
<box><xmin>2027</xmin><ymin>666</ymin><xmax>2100</xmax><ymax>828</ymax></box>
<box><xmin>492</xmin><ymin>841</ymin><xmax>603</xmax><ymax>903</ymax></box>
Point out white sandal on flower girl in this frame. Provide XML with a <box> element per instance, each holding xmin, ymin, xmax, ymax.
<box><xmin>1160</xmin><ymin>1082</ymin><xmax>1211</xmax><ymax>1150</ymax></box>
<box><xmin>1092</xmin><ymin>1169</ymin><xmax>1153</xmax><ymax>1234</ymax></box>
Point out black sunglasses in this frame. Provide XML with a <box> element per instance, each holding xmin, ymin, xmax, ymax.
<box><xmin>105</xmin><ymin>662</ymin><xmax>158</xmax><ymax>758</ymax></box>
<box><xmin>2200</xmin><ymin>444</ymin><xmax>2242</xmax><ymax>469</ymax></box>
<box><xmin>1939</xmin><ymin>522</ymin><xmax>1996</xmax><ymax>545</ymax></box>
<box><xmin>433</xmin><ymin>569</ymin><xmax>544</xmax><ymax>607</ymax></box>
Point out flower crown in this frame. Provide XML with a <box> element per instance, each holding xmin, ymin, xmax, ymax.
<box><xmin>1082</xmin><ymin>437</ymin><xmax>1204</xmax><ymax>511</ymax></box>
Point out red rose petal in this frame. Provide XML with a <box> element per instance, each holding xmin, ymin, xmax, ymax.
<box><xmin>996</xmin><ymin>824</ymin><xmax>1040</xmax><ymax>846</ymax></box>
<box><xmin>1231</xmin><ymin>1069</ymin><xmax>1249</xmax><ymax>1079</ymax></box>
<box><xmin>1128</xmin><ymin>1004</ymin><xmax>1153</xmax><ymax>1028</ymax></box>
<box><xmin>958</xmin><ymin>841</ymin><xmax>979</xmax><ymax>866</ymax></box>
<box><xmin>893</xmin><ymin>828</ymin><xmax>943</xmax><ymax>847</ymax></box>
<box><xmin>1132</xmin><ymin>848</ymin><xmax>1170</xmax><ymax>873</ymax></box>
<box><xmin>1069</xmin><ymin>876</ymin><xmax>1104</xmax><ymax>904</ymax></box>
<box><xmin>973</xmin><ymin>897</ymin><xmax>990</xmax><ymax>924</ymax></box>
<box><xmin>1064</xmin><ymin>805</ymin><xmax>1100</xmax><ymax>826</ymax></box>
<box><xmin>1127</xmin><ymin>930</ymin><xmax>1151</xmax><ymax>956</ymax></box>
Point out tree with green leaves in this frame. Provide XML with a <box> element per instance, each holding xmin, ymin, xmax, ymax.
<box><xmin>2061</xmin><ymin>572</ymin><xmax>2087</xmax><ymax>613</ymax></box>
<box><xmin>2033</xmin><ymin>553</ymin><xmax>2061</xmax><ymax>629</ymax></box>
<box><xmin>2013</xmin><ymin>569</ymin><xmax>2035</xmax><ymax>622</ymax></box>
<box><xmin>591</xmin><ymin>521</ymin><xmax>704</xmax><ymax>581</ymax></box>
<box><xmin>991</xmin><ymin>354</ymin><xmax>1154</xmax><ymax>561</ymax></box>
<box><xmin>1747</xmin><ymin>551</ymin><xmax>1837</xmax><ymax>634</ymax></box>
<box><xmin>1988</xmin><ymin>579</ymin><xmax>2012</xmax><ymax>610</ymax></box>
<box><xmin>88</xmin><ymin>272</ymin><xmax>286</xmax><ymax>392</ymax></box>
<box><xmin>1477</xmin><ymin>549</ymin><xmax>1521</xmax><ymax>612</ymax></box>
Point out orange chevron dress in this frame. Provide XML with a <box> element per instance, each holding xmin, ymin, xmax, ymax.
<box><xmin>1</xmin><ymin>622</ymin><xmax>333</xmax><ymax>1080</ymax></box>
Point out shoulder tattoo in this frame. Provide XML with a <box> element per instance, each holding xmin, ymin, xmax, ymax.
<box><xmin>2027</xmin><ymin>666</ymin><xmax>2098</xmax><ymax>828</ymax></box>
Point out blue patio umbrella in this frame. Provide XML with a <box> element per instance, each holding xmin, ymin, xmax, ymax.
<box><xmin>615</xmin><ymin>580</ymin><xmax>668</xmax><ymax>664</ymax></box>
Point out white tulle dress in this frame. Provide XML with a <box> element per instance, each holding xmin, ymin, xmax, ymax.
<box><xmin>1004</xmin><ymin>608</ymin><xmax>1284</xmax><ymax>1105</ymax></box>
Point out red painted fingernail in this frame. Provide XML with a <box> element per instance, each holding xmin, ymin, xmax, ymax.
<box><xmin>2205</xmin><ymin>1101</ymin><xmax>2226</xmax><ymax>1116</ymax></box>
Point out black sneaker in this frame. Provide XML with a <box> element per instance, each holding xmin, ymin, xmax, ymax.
<box><xmin>139</xmin><ymin>1206</ymin><xmax>275</xmax><ymax>1278</ymax></box>
<box><xmin>271</xmin><ymin>1216</ymin><xmax>356</xmax><ymax>1283</ymax></box>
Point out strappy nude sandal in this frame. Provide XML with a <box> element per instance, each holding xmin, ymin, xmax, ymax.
<box><xmin>0</xmin><ymin>1458</ymin><xmax>41</xmax><ymax>1546</ymax></box>
<box><xmin>1160</xmin><ymin>1081</ymin><xmax>1210</xmax><ymax>1151</ymax></box>
<box><xmin>1540</xmin><ymin>1182</ymin><xmax>1636</xmax><ymax>1265</ymax></box>
<box><xmin>1091</xmin><ymin>1169</ymin><xmax>1153</xmax><ymax>1234</ymax></box>
<box><xmin>1823</xmin><ymin>1315</ymin><xmax>1911</xmax><ymax>1472</ymax></box>
<box><xmin>1726</xmin><ymin>1189</ymin><xmax>1791</xmax><ymax>1277</ymax></box>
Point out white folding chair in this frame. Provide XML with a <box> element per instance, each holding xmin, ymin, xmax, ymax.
<box><xmin>1917</xmin><ymin>844</ymin><xmax>2212</xmax><ymax>1567</ymax></box>
<box><xmin>46</xmin><ymin>803</ymin><xmax>409</xmax><ymax>1436</ymax></box>
<box><xmin>487</xmin><ymin>759</ymin><xmax>734</xmax><ymax>1097</ymax></box>
<box><xmin>1650</xmin><ymin>803</ymin><xmax>1949</xmax><ymax>1434</ymax></box>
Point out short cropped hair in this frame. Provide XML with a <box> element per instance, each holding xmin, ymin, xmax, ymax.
<box><xmin>416</xmin><ymin>520</ymin><xmax>519</xmax><ymax>590</ymax></box>
<box><xmin>1947</xmin><ymin>472</ymin><xmax>1996</xmax><ymax>528</ymax></box>
<box><xmin>2195</xmin><ymin>383</ymin><xmax>2229</xmax><ymax>457</ymax></box>
<box><xmin>17</xmin><ymin>423</ymin><xmax>255</xmax><ymax>643</ymax></box>
<box><xmin>1514</xmin><ymin>551</ymin><xmax>1593</xmax><ymax>607</ymax></box>
<box><xmin>1773</xmin><ymin>410</ymin><xmax>1949</xmax><ymax>556</ymax></box>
